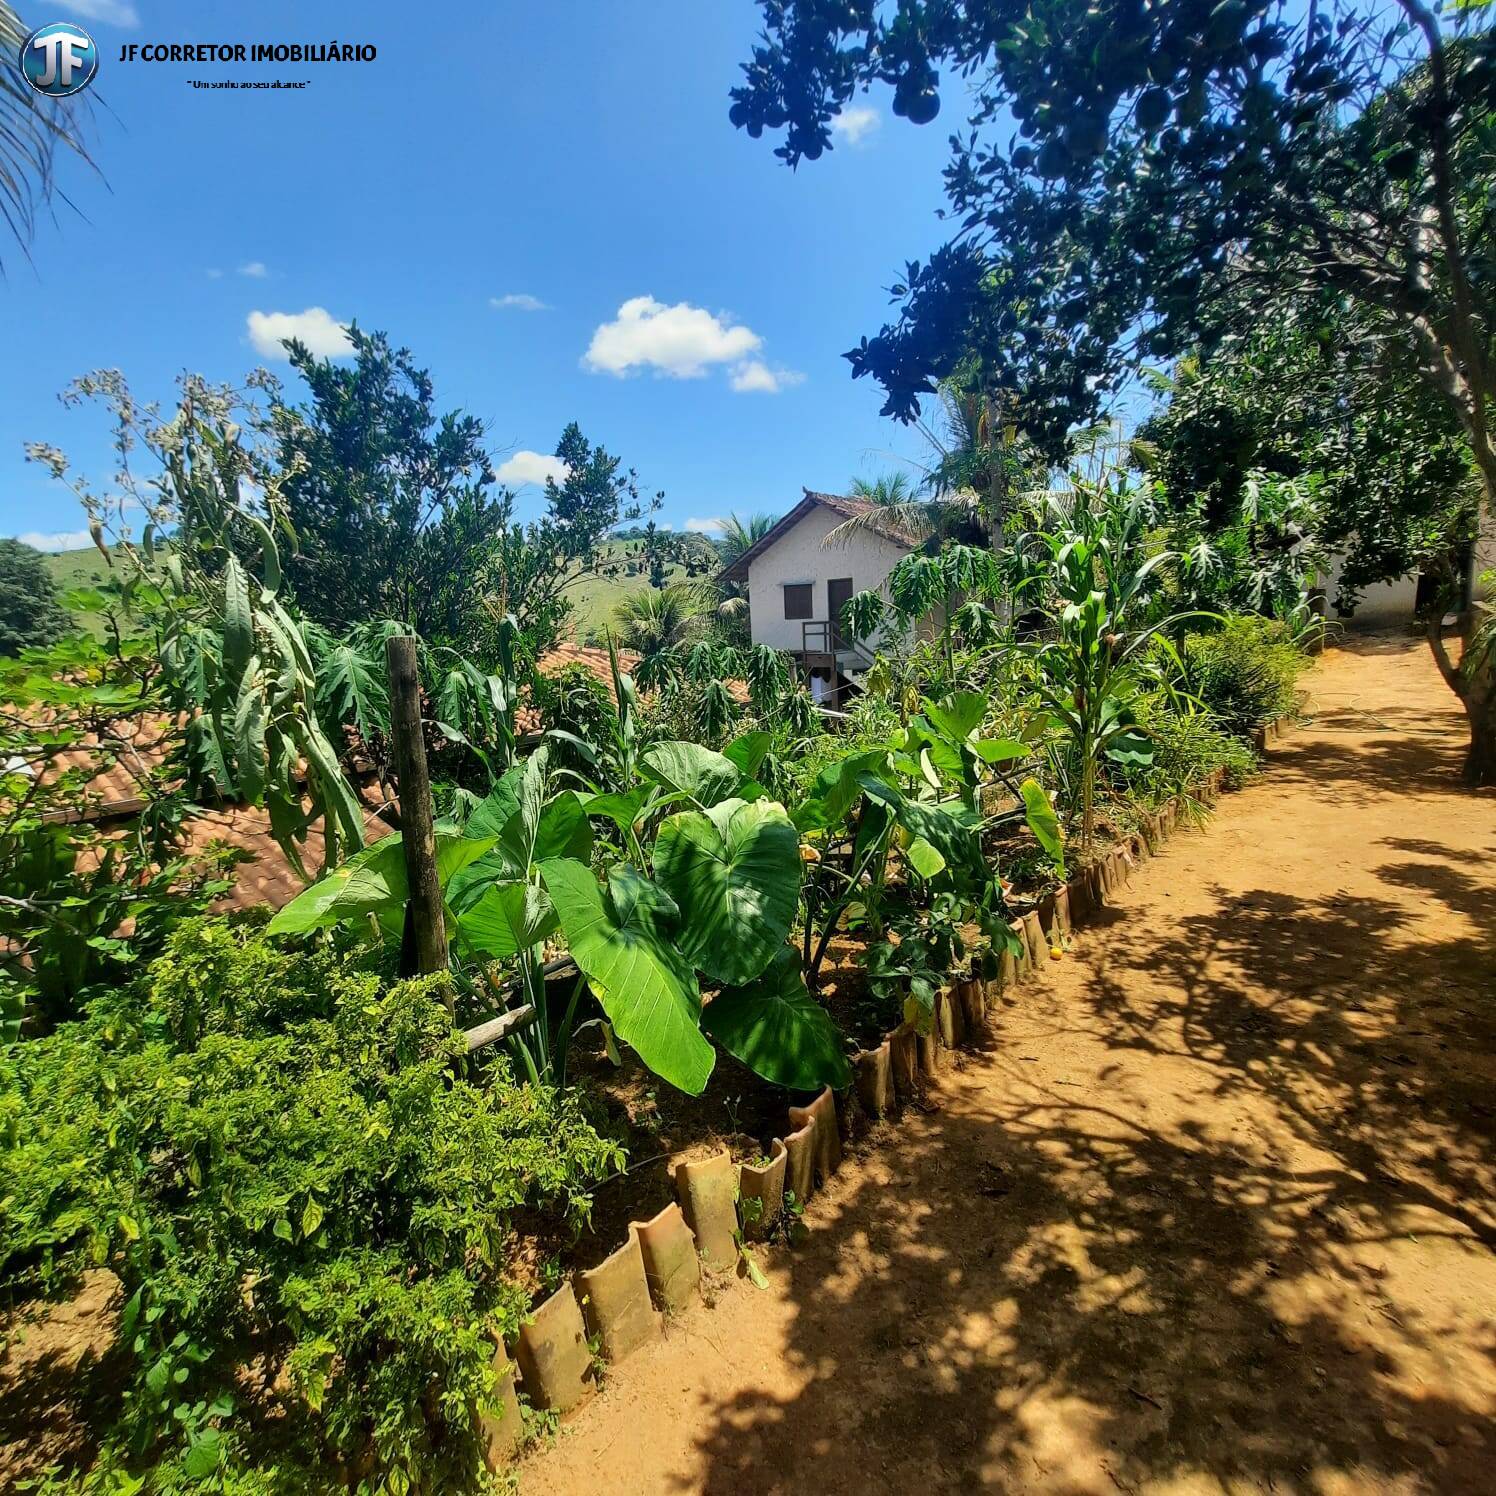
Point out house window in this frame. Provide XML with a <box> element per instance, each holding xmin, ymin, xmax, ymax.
<box><xmin>783</xmin><ymin>582</ymin><xmax>813</xmax><ymax>620</ymax></box>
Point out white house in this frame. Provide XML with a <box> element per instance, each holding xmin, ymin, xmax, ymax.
<box><xmin>718</xmin><ymin>490</ymin><xmax>917</xmax><ymax>705</ymax></box>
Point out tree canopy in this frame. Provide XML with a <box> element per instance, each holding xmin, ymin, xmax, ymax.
<box><xmin>730</xmin><ymin>0</ymin><xmax>1496</xmax><ymax>501</ymax></box>
<box><xmin>0</xmin><ymin>538</ymin><xmax>69</xmax><ymax>656</ymax></box>
<box><xmin>271</xmin><ymin>328</ymin><xmax>511</xmax><ymax>645</ymax></box>
<box><xmin>1139</xmin><ymin>286</ymin><xmax>1482</xmax><ymax>615</ymax></box>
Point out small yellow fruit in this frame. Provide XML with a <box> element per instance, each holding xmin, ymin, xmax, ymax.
<box><xmin>1049</xmin><ymin>946</ymin><xmax>1063</xmax><ymax>961</ymax></box>
<box><xmin>799</xmin><ymin>843</ymin><xmax>822</xmax><ymax>864</ymax></box>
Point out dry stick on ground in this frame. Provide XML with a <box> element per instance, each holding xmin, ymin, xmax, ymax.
<box><xmin>385</xmin><ymin>635</ymin><xmax>449</xmax><ymax>987</ymax></box>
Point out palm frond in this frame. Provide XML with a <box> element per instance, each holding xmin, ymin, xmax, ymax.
<box><xmin>0</xmin><ymin>2</ymin><xmax>99</xmax><ymax>270</ymax></box>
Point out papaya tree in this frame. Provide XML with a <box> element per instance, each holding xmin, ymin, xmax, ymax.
<box><xmin>27</xmin><ymin>370</ymin><xmax>370</xmax><ymax>875</ymax></box>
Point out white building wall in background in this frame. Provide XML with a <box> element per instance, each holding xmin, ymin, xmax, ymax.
<box><xmin>1325</xmin><ymin>507</ymin><xmax>1496</xmax><ymax>626</ymax></box>
<box><xmin>744</xmin><ymin>502</ymin><xmax>911</xmax><ymax>654</ymax></box>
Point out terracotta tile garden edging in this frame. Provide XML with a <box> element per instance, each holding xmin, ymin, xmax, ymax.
<box><xmin>576</xmin><ymin>1231</ymin><xmax>660</xmax><ymax>1365</ymax></box>
<box><xmin>853</xmin><ymin>1038</ymin><xmax>895</xmax><ymax>1119</ymax></box>
<box><xmin>512</xmin><ymin>1281</ymin><xmax>592</xmax><ymax>1416</ymax></box>
<box><xmin>738</xmin><ymin>1138</ymin><xmax>788</xmax><ymax>1240</ymax></box>
<box><xmin>630</xmin><ymin>1202</ymin><xmax>699</xmax><ymax>1315</ymax></box>
<box><xmin>498</xmin><ymin>719</ymin><xmax>1297</xmax><ymax>1469</ymax></box>
<box><xmin>779</xmin><ymin>1118</ymin><xmax>818</xmax><ymax>1204</ymax></box>
<box><xmin>671</xmin><ymin>1151</ymin><xmax>738</xmax><ymax>1270</ymax></box>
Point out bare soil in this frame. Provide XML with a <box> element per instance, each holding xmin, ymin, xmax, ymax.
<box><xmin>520</xmin><ymin>634</ymin><xmax>1496</xmax><ymax>1496</ymax></box>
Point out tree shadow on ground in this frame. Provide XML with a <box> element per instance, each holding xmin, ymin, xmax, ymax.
<box><xmin>677</xmin><ymin>810</ymin><xmax>1496</xmax><ymax>1492</ymax></box>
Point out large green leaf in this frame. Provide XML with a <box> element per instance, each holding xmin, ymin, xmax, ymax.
<box><xmin>723</xmin><ymin>730</ymin><xmax>771</xmax><ymax>780</ymax></box>
<box><xmin>702</xmin><ymin>946</ymin><xmax>851</xmax><ymax>1090</ymax></box>
<box><xmin>640</xmin><ymin>741</ymin><xmax>742</xmax><ymax>807</ymax></box>
<box><xmin>580</xmin><ymin>786</ymin><xmax>651</xmax><ymax>836</ymax></box>
<box><xmin>222</xmin><ymin>554</ymin><xmax>253</xmax><ymax>687</ymax></box>
<box><xmin>232</xmin><ymin>660</ymin><xmax>267</xmax><ymax>804</ymax></box>
<box><xmin>450</xmin><ymin>760</ymin><xmax>592</xmax><ymax>908</ymax></box>
<box><xmin>268</xmin><ymin>838</ymin><xmax>406</xmax><ymax>934</ymax></box>
<box><xmin>972</xmin><ymin>738</ymin><xmax>1029</xmax><ymax>765</ymax></box>
<box><xmin>921</xmin><ymin>691</ymin><xmax>986</xmax><ymax>743</ymax></box>
<box><xmin>456</xmin><ymin>880</ymin><xmax>558</xmax><ymax>958</ymax></box>
<box><xmin>267</xmin><ymin>832</ymin><xmax>494</xmax><ymax>936</ymax></box>
<box><xmin>652</xmin><ymin>798</ymin><xmax>800</xmax><ymax>986</ymax></box>
<box><xmin>539</xmin><ymin>858</ymin><xmax>713</xmax><ymax>1095</ymax></box>
<box><xmin>857</xmin><ymin>776</ymin><xmax>983</xmax><ymax>881</ymax></box>
<box><xmin>316</xmin><ymin>642</ymin><xmax>390</xmax><ymax>742</ymax></box>
<box><xmin>1020</xmin><ymin>778</ymin><xmax>1066</xmax><ymax>877</ymax></box>
<box><xmin>462</xmin><ymin>765</ymin><xmax>525</xmax><ymax>840</ymax></box>
<box><xmin>791</xmin><ymin>749</ymin><xmax>894</xmax><ymax>832</ymax></box>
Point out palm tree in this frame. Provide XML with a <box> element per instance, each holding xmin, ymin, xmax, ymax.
<box><xmin>611</xmin><ymin>583</ymin><xmax>700</xmax><ymax>660</ymax></box>
<box><xmin>718</xmin><ymin>512</ymin><xmax>777</xmax><ymax>572</ymax></box>
<box><xmin>848</xmin><ymin>472</ymin><xmax>916</xmax><ymax>507</ymax></box>
<box><xmin>1</xmin><ymin>3</ymin><xmax>98</xmax><ymax>270</ymax></box>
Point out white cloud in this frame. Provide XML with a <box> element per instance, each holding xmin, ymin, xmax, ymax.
<box><xmin>247</xmin><ymin>307</ymin><xmax>353</xmax><ymax>361</ymax></box>
<box><xmin>15</xmin><ymin>529</ymin><xmax>93</xmax><ymax>552</ymax></box>
<box><xmin>490</xmin><ymin>293</ymin><xmax>549</xmax><ymax>312</ymax></box>
<box><xmin>238</xmin><ymin>261</ymin><xmax>269</xmax><ymax>278</ymax></box>
<box><xmin>729</xmin><ymin>360</ymin><xmax>806</xmax><ymax>395</ymax></box>
<box><xmin>495</xmin><ymin>450</ymin><xmax>568</xmax><ymax>488</ymax></box>
<box><xmin>685</xmin><ymin>517</ymin><xmax>726</xmax><ymax>535</ymax></box>
<box><xmin>831</xmin><ymin>106</ymin><xmax>880</xmax><ymax>147</ymax></box>
<box><xmin>584</xmin><ymin>296</ymin><xmax>762</xmax><ymax>379</ymax></box>
<box><xmin>53</xmin><ymin>0</ymin><xmax>139</xmax><ymax>26</ymax></box>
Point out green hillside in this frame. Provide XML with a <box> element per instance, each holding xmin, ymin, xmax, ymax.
<box><xmin>43</xmin><ymin>544</ymin><xmax>132</xmax><ymax>640</ymax></box>
<box><xmin>42</xmin><ymin>536</ymin><xmax>721</xmax><ymax>647</ymax></box>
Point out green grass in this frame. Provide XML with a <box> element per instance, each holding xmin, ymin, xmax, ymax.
<box><xmin>566</xmin><ymin>539</ymin><xmax>708</xmax><ymax>643</ymax></box>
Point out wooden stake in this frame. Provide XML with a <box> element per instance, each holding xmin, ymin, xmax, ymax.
<box><xmin>386</xmin><ymin>635</ymin><xmax>449</xmax><ymax>981</ymax></box>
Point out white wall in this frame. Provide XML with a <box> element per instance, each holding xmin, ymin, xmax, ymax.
<box><xmin>745</xmin><ymin>503</ymin><xmax>911</xmax><ymax>654</ymax></box>
<box><xmin>1324</xmin><ymin>507</ymin><xmax>1496</xmax><ymax>626</ymax></box>
<box><xmin>1324</xmin><ymin>559</ymin><xmax>1420</xmax><ymax>626</ymax></box>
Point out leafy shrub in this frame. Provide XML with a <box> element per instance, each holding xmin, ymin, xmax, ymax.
<box><xmin>0</xmin><ymin>915</ymin><xmax>622</xmax><ymax>1493</ymax></box>
<box><xmin>1125</xmin><ymin>697</ymin><xmax>1257</xmax><ymax>802</ymax></box>
<box><xmin>1181</xmin><ymin>616</ymin><xmax>1306</xmax><ymax>733</ymax></box>
<box><xmin>0</xmin><ymin>638</ymin><xmax>243</xmax><ymax>1038</ymax></box>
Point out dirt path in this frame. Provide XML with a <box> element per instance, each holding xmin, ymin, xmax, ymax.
<box><xmin>521</xmin><ymin>636</ymin><xmax>1496</xmax><ymax>1496</ymax></box>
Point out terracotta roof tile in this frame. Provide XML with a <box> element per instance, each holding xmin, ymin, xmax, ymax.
<box><xmin>515</xmin><ymin>643</ymin><xmax>641</xmax><ymax>735</ymax></box>
<box><xmin>181</xmin><ymin>802</ymin><xmax>397</xmax><ymax>913</ymax></box>
<box><xmin>718</xmin><ymin>489</ymin><xmax>918</xmax><ymax>582</ymax></box>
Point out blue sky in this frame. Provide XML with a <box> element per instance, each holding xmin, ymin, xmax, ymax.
<box><xmin>3</xmin><ymin>0</ymin><xmax>970</xmax><ymax>551</ymax></box>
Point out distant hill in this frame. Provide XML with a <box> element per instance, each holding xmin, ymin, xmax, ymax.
<box><xmin>41</xmin><ymin>535</ymin><xmax>723</xmax><ymax>647</ymax></box>
<box><xmin>43</xmin><ymin>544</ymin><xmax>132</xmax><ymax>640</ymax></box>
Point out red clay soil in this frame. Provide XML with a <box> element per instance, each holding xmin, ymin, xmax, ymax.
<box><xmin>519</xmin><ymin>634</ymin><xmax>1496</xmax><ymax>1496</ymax></box>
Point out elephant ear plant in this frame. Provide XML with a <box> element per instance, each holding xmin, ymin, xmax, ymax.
<box><xmin>271</xmin><ymin>736</ymin><xmax>851</xmax><ymax>1097</ymax></box>
<box><xmin>536</xmin><ymin>735</ymin><xmax>847</xmax><ymax>1094</ymax></box>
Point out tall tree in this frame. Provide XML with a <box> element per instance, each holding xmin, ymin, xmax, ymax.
<box><xmin>717</xmin><ymin>511</ymin><xmax>778</xmax><ymax>571</ymax></box>
<box><xmin>1141</xmin><ymin>287</ymin><xmax>1489</xmax><ymax>774</ymax></box>
<box><xmin>270</xmin><ymin>327</ymin><xmax>511</xmax><ymax>645</ymax></box>
<box><xmin>0</xmin><ymin>539</ymin><xmax>69</xmax><ymax>655</ymax></box>
<box><xmin>730</xmin><ymin>1</ymin><xmax>1494</xmax><ymax>490</ymax></box>
<box><xmin>731</xmin><ymin>0</ymin><xmax>1496</xmax><ymax>776</ymax></box>
<box><xmin>485</xmin><ymin>422</ymin><xmax>666</xmax><ymax>653</ymax></box>
<box><xmin>849</xmin><ymin>471</ymin><xmax>917</xmax><ymax>505</ymax></box>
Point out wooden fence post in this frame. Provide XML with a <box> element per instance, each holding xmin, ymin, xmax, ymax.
<box><xmin>386</xmin><ymin>635</ymin><xmax>449</xmax><ymax>980</ymax></box>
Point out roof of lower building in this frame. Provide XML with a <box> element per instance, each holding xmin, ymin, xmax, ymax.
<box><xmin>21</xmin><ymin>641</ymin><xmax>643</xmax><ymax>914</ymax></box>
<box><xmin>717</xmin><ymin>489</ymin><xmax>918</xmax><ymax>584</ymax></box>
